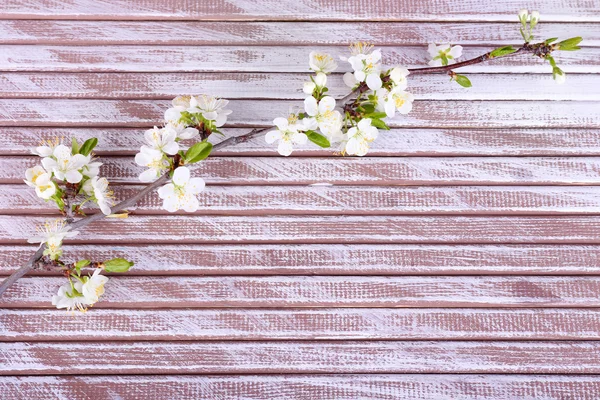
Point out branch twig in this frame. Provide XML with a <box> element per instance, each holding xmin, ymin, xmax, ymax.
<box><xmin>0</xmin><ymin>42</ymin><xmax>546</xmax><ymax>297</ymax></box>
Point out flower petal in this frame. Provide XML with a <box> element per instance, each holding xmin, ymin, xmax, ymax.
<box><xmin>172</xmin><ymin>166</ymin><xmax>190</xmax><ymax>186</ymax></box>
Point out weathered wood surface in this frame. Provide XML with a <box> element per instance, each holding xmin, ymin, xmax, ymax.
<box><xmin>1</xmin><ymin>0</ymin><xmax>599</xmax><ymax>396</ymax></box>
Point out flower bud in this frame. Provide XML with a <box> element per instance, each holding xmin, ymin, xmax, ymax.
<box><xmin>530</xmin><ymin>11</ymin><xmax>540</xmax><ymax>27</ymax></box>
<box><xmin>314</xmin><ymin>72</ymin><xmax>327</xmax><ymax>87</ymax></box>
<box><xmin>303</xmin><ymin>81</ymin><xmax>316</xmax><ymax>94</ymax></box>
<box><xmin>518</xmin><ymin>9</ymin><xmax>528</xmax><ymax>24</ymax></box>
<box><xmin>553</xmin><ymin>68</ymin><xmax>566</xmax><ymax>85</ymax></box>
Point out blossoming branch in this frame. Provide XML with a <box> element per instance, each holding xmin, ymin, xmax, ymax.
<box><xmin>0</xmin><ymin>9</ymin><xmax>582</xmax><ymax>310</ymax></box>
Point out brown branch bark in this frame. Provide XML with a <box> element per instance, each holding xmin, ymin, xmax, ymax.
<box><xmin>0</xmin><ymin>42</ymin><xmax>546</xmax><ymax>297</ymax></box>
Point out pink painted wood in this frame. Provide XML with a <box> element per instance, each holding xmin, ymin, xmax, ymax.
<box><xmin>0</xmin><ymin>1</ymin><xmax>599</xmax><ymax>398</ymax></box>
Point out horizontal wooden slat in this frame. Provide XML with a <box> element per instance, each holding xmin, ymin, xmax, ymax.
<box><xmin>4</xmin><ymin>156</ymin><xmax>600</xmax><ymax>186</ymax></box>
<box><xmin>2</xmin><ymin>276</ymin><xmax>600</xmax><ymax>308</ymax></box>
<box><xmin>2</xmin><ymin>99</ymin><xmax>598</xmax><ymax>128</ymax></box>
<box><xmin>4</xmin><ymin>184</ymin><xmax>600</xmax><ymax>215</ymax></box>
<box><xmin>3</xmin><ymin>215</ymin><xmax>600</xmax><ymax>244</ymax></box>
<box><xmin>2</xmin><ymin>127</ymin><xmax>599</xmax><ymax>156</ymax></box>
<box><xmin>2</xmin><ymin>72</ymin><xmax>599</xmax><ymax>101</ymax></box>
<box><xmin>1</xmin><ymin>21</ymin><xmax>599</xmax><ymax>46</ymax></box>
<box><xmin>3</xmin><ymin>308</ymin><xmax>600</xmax><ymax>340</ymax></box>
<box><xmin>3</xmin><ymin>244</ymin><xmax>600</xmax><ymax>276</ymax></box>
<box><xmin>0</xmin><ymin>46</ymin><xmax>597</xmax><ymax>73</ymax></box>
<box><xmin>3</xmin><ymin>341</ymin><xmax>600</xmax><ymax>374</ymax></box>
<box><xmin>1</xmin><ymin>375</ymin><xmax>600</xmax><ymax>400</ymax></box>
<box><xmin>0</xmin><ymin>0</ymin><xmax>598</xmax><ymax>22</ymax></box>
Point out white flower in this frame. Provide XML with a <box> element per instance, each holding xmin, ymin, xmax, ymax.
<box><xmin>343</xmin><ymin>72</ymin><xmax>359</xmax><ymax>88</ymax></box>
<box><xmin>166</xmin><ymin>121</ymin><xmax>199</xmax><ymax>140</ymax></box>
<box><xmin>530</xmin><ymin>11</ymin><xmax>540</xmax><ymax>26</ymax></box>
<box><xmin>28</xmin><ymin>219</ymin><xmax>78</xmax><ymax>260</ymax></box>
<box><xmin>345</xmin><ymin>118</ymin><xmax>379</xmax><ymax>157</ymax></box>
<box><xmin>41</xmin><ymin>144</ymin><xmax>89</xmax><ymax>184</ymax></box>
<box><xmin>157</xmin><ymin>167</ymin><xmax>205</xmax><ymax>212</ymax></box>
<box><xmin>347</xmin><ymin>49</ymin><xmax>383</xmax><ymax>90</ymax></box>
<box><xmin>389</xmin><ymin>67</ymin><xmax>410</xmax><ymax>90</ymax></box>
<box><xmin>384</xmin><ymin>87</ymin><xmax>415</xmax><ymax>118</ymax></box>
<box><xmin>135</xmin><ymin>147</ymin><xmax>170</xmax><ymax>182</ymax></box>
<box><xmin>32</xmin><ymin>138</ymin><xmax>61</xmax><ymax>157</ymax></box>
<box><xmin>164</xmin><ymin>95</ymin><xmax>191</xmax><ymax>126</ymax></box>
<box><xmin>83</xmin><ymin>176</ymin><xmax>114</xmax><ymax>215</ymax></box>
<box><xmin>554</xmin><ymin>69</ymin><xmax>566</xmax><ymax>84</ymax></box>
<box><xmin>24</xmin><ymin>165</ymin><xmax>56</xmax><ymax>200</ymax></box>
<box><xmin>82</xmin><ymin>268</ymin><xmax>109</xmax><ymax>304</ymax></box>
<box><xmin>142</xmin><ymin>126</ymin><xmax>179</xmax><ymax>155</ymax></box>
<box><xmin>52</xmin><ymin>281</ymin><xmax>92</xmax><ymax>312</ymax></box>
<box><xmin>314</xmin><ymin>72</ymin><xmax>327</xmax><ymax>87</ymax></box>
<box><xmin>265</xmin><ymin>117</ymin><xmax>308</xmax><ymax>156</ymax></box>
<box><xmin>82</xmin><ymin>160</ymin><xmax>102</xmax><ymax>179</ymax></box>
<box><xmin>303</xmin><ymin>81</ymin><xmax>316</xmax><ymax>94</ymax></box>
<box><xmin>309</xmin><ymin>51</ymin><xmax>338</xmax><ymax>74</ymax></box>
<box><xmin>427</xmin><ymin>44</ymin><xmax>463</xmax><ymax>67</ymax></box>
<box><xmin>303</xmin><ymin>96</ymin><xmax>343</xmax><ymax>138</ymax></box>
<box><xmin>518</xmin><ymin>9</ymin><xmax>529</xmax><ymax>23</ymax></box>
<box><xmin>187</xmin><ymin>95</ymin><xmax>232</xmax><ymax>127</ymax></box>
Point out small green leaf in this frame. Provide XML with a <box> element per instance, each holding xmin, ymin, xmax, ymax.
<box><xmin>490</xmin><ymin>46</ymin><xmax>517</xmax><ymax>58</ymax></box>
<box><xmin>71</xmin><ymin>138</ymin><xmax>80</xmax><ymax>154</ymax></box>
<box><xmin>78</xmin><ymin>138</ymin><xmax>98</xmax><ymax>156</ymax></box>
<box><xmin>364</xmin><ymin>112</ymin><xmax>387</xmax><ymax>119</ymax></box>
<box><xmin>544</xmin><ymin>37</ymin><xmax>558</xmax><ymax>44</ymax></box>
<box><xmin>305</xmin><ymin>130</ymin><xmax>331</xmax><ymax>148</ymax></box>
<box><xmin>454</xmin><ymin>74</ymin><xmax>472</xmax><ymax>88</ymax></box>
<box><xmin>74</xmin><ymin>259</ymin><xmax>90</xmax><ymax>273</ymax></box>
<box><xmin>185</xmin><ymin>141</ymin><xmax>213</xmax><ymax>164</ymax></box>
<box><xmin>103</xmin><ymin>258</ymin><xmax>134</xmax><ymax>273</ymax></box>
<box><xmin>370</xmin><ymin>118</ymin><xmax>390</xmax><ymax>130</ymax></box>
<box><xmin>558</xmin><ymin>36</ymin><xmax>582</xmax><ymax>51</ymax></box>
<box><xmin>360</xmin><ymin>103</ymin><xmax>375</xmax><ymax>113</ymax></box>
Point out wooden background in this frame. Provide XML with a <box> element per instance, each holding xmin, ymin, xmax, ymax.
<box><xmin>0</xmin><ymin>0</ymin><xmax>600</xmax><ymax>398</ymax></box>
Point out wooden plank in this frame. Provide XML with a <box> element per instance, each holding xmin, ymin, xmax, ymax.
<box><xmin>3</xmin><ymin>308</ymin><xmax>600</xmax><ymax>340</ymax></box>
<box><xmin>0</xmin><ymin>0</ymin><xmax>598</xmax><ymax>22</ymax></box>
<box><xmin>3</xmin><ymin>184</ymin><xmax>600</xmax><ymax>215</ymax></box>
<box><xmin>1</xmin><ymin>99</ymin><xmax>598</xmax><ymax>128</ymax></box>
<box><xmin>1</xmin><ymin>21</ymin><xmax>599</xmax><ymax>46</ymax></box>
<box><xmin>3</xmin><ymin>276</ymin><xmax>600</xmax><ymax>308</ymax></box>
<box><xmin>2</xmin><ymin>72</ymin><xmax>599</xmax><ymax>101</ymax></box>
<box><xmin>2</xmin><ymin>244</ymin><xmax>600</xmax><ymax>276</ymax></box>
<box><xmin>1</xmin><ymin>375</ymin><xmax>600</xmax><ymax>400</ymax></box>
<box><xmin>4</xmin><ymin>156</ymin><xmax>600</xmax><ymax>186</ymax></box>
<box><xmin>3</xmin><ymin>341</ymin><xmax>600</xmax><ymax>374</ymax></box>
<box><xmin>3</xmin><ymin>215</ymin><xmax>600</xmax><ymax>244</ymax></box>
<box><xmin>0</xmin><ymin>46</ymin><xmax>597</xmax><ymax>73</ymax></box>
<box><xmin>2</xmin><ymin>127</ymin><xmax>599</xmax><ymax>156</ymax></box>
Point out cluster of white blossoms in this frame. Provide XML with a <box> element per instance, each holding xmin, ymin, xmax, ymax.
<box><xmin>136</xmin><ymin>95</ymin><xmax>229</xmax><ymax>212</ymax></box>
<box><xmin>27</xmin><ymin>138</ymin><xmax>113</xmax><ymax>215</ymax></box>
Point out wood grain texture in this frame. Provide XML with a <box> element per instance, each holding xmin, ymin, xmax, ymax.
<box><xmin>0</xmin><ymin>0</ymin><xmax>598</xmax><ymax>22</ymax></box>
<box><xmin>2</xmin><ymin>375</ymin><xmax>600</xmax><ymax>400</ymax></box>
<box><xmin>3</xmin><ymin>215</ymin><xmax>600</xmax><ymax>244</ymax></box>
<box><xmin>2</xmin><ymin>72</ymin><xmax>599</xmax><ymax>101</ymax></box>
<box><xmin>2</xmin><ymin>127</ymin><xmax>599</xmax><ymax>156</ymax></box>
<box><xmin>4</xmin><ymin>308</ymin><xmax>600</xmax><ymax>340</ymax></box>
<box><xmin>3</xmin><ymin>244</ymin><xmax>599</xmax><ymax>276</ymax></box>
<box><xmin>0</xmin><ymin>46</ymin><xmax>597</xmax><ymax>73</ymax></box>
<box><xmin>3</xmin><ymin>341</ymin><xmax>600</xmax><ymax>374</ymax></box>
<box><xmin>4</xmin><ymin>184</ymin><xmax>600</xmax><ymax>215</ymax></box>
<box><xmin>1</xmin><ymin>21</ymin><xmax>599</xmax><ymax>46</ymax></box>
<box><xmin>3</xmin><ymin>276</ymin><xmax>600</xmax><ymax>308</ymax></box>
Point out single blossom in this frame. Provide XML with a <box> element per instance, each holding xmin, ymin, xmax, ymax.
<box><xmin>157</xmin><ymin>166</ymin><xmax>205</xmax><ymax>212</ymax></box>
<box><xmin>427</xmin><ymin>43</ymin><xmax>463</xmax><ymax>67</ymax></box>
<box><xmin>554</xmin><ymin>69</ymin><xmax>566</xmax><ymax>84</ymax></box>
<box><xmin>135</xmin><ymin>147</ymin><xmax>170</xmax><ymax>182</ymax></box>
<box><xmin>52</xmin><ymin>281</ymin><xmax>92</xmax><ymax>312</ymax></box>
<box><xmin>309</xmin><ymin>51</ymin><xmax>338</xmax><ymax>74</ymax></box>
<box><xmin>28</xmin><ymin>219</ymin><xmax>79</xmax><ymax>260</ymax></box>
<box><xmin>164</xmin><ymin>95</ymin><xmax>191</xmax><ymax>125</ymax></box>
<box><xmin>303</xmin><ymin>96</ymin><xmax>343</xmax><ymax>139</ymax></box>
<box><xmin>186</xmin><ymin>95</ymin><xmax>233</xmax><ymax>127</ymax></box>
<box><xmin>345</xmin><ymin>118</ymin><xmax>379</xmax><ymax>157</ymax></box>
<box><xmin>166</xmin><ymin>121</ymin><xmax>199</xmax><ymax>140</ymax></box>
<box><xmin>31</xmin><ymin>137</ymin><xmax>61</xmax><ymax>157</ymax></box>
<box><xmin>81</xmin><ymin>268</ymin><xmax>109</xmax><ymax>304</ymax></box>
<box><xmin>24</xmin><ymin>165</ymin><xmax>56</xmax><ymax>200</ymax></box>
<box><xmin>142</xmin><ymin>126</ymin><xmax>179</xmax><ymax>155</ymax></box>
<box><xmin>41</xmin><ymin>144</ymin><xmax>90</xmax><ymax>184</ymax></box>
<box><xmin>265</xmin><ymin>116</ymin><xmax>308</xmax><ymax>156</ymax></box>
<box><xmin>83</xmin><ymin>176</ymin><xmax>114</xmax><ymax>215</ymax></box>
<box><xmin>384</xmin><ymin>87</ymin><xmax>415</xmax><ymax>118</ymax></box>
<box><xmin>314</xmin><ymin>72</ymin><xmax>327</xmax><ymax>87</ymax></box>
<box><xmin>347</xmin><ymin>48</ymin><xmax>383</xmax><ymax>90</ymax></box>
<box><xmin>303</xmin><ymin>81</ymin><xmax>316</xmax><ymax>94</ymax></box>
<box><xmin>388</xmin><ymin>67</ymin><xmax>410</xmax><ymax>90</ymax></box>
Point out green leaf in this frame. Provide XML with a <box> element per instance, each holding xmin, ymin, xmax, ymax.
<box><xmin>454</xmin><ymin>74</ymin><xmax>472</xmax><ymax>88</ymax></box>
<box><xmin>78</xmin><ymin>138</ymin><xmax>98</xmax><ymax>156</ymax></box>
<box><xmin>370</xmin><ymin>118</ymin><xmax>390</xmax><ymax>130</ymax></box>
<box><xmin>558</xmin><ymin>36</ymin><xmax>582</xmax><ymax>51</ymax></box>
<box><xmin>360</xmin><ymin>103</ymin><xmax>375</xmax><ymax>113</ymax></box>
<box><xmin>490</xmin><ymin>46</ymin><xmax>517</xmax><ymax>58</ymax></box>
<box><xmin>544</xmin><ymin>37</ymin><xmax>558</xmax><ymax>44</ymax></box>
<box><xmin>364</xmin><ymin>112</ymin><xmax>387</xmax><ymax>119</ymax></box>
<box><xmin>305</xmin><ymin>130</ymin><xmax>331</xmax><ymax>148</ymax></box>
<box><xmin>74</xmin><ymin>259</ymin><xmax>90</xmax><ymax>273</ymax></box>
<box><xmin>103</xmin><ymin>258</ymin><xmax>134</xmax><ymax>273</ymax></box>
<box><xmin>71</xmin><ymin>138</ymin><xmax>80</xmax><ymax>154</ymax></box>
<box><xmin>184</xmin><ymin>141</ymin><xmax>213</xmax><ymax>164</ymax></box>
